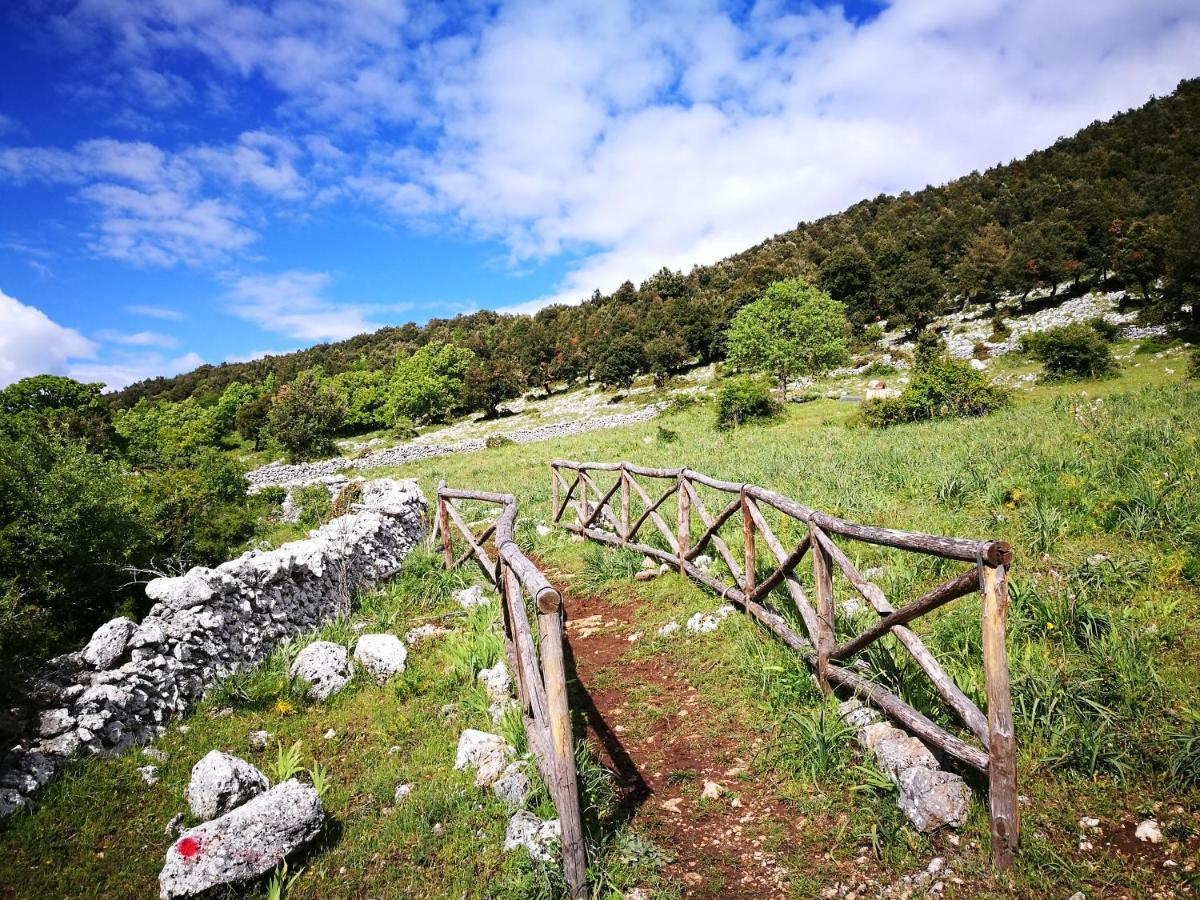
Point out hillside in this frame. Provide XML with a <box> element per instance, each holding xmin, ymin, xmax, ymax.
<box><xmin>112</xmin><ymin>78</ymin><xmax>1200</xmax><ymax>409</ymax></box>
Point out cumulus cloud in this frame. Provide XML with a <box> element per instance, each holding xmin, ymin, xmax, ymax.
<box><xmin>68</xmin><ymin>351</ymin><xmax>206</xmax><ymax>392</ymax></box>
<box><xmin>228</xmin><ymin>271</ymin><xmax>374</xmax><ymax>341</ymax></box>
<box><xmin>0</xmin><ymin>288</ymin><xmax>97</xmax><ymax>387</ymax></box>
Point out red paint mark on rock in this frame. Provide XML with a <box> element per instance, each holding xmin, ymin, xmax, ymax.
<box><xmin>177</xmin><ymin>836</ymin><xmax>202</xmax><ymax>859</ymax></box>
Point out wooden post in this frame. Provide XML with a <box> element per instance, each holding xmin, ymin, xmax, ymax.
<box><xmin>811</xmin><ymin>526</ymin><xmax>834</xmax><ymax>692</ymax></box>
<box><xmin>677</xmin><ymin>474</ymin><xmax>690</xmax><ymax>567</ymax></box>
<box><xmin>620</xmin><ymin>467</ymin><xmax>630</xmax><ymax>540</ymax></box>
<box><xmin>437</xmin><ymin>493</ymin><xmax>454</xmax><ymax>568</ymax></box>
<box><xmin>579</xmin><ymin>469</ymin><xmax>590</xmax><ymax>529</ymax></box>
<box><xmin>551</xmin><ymin>467</ymin><xmax>560</xmax><ymax>524</ymax></box>
<box><xmin>981</xmin><ymin>561</ymin><xmax>1019</xmax><ymax>868</ymax></box>
<box><xmin>536</xmin><ymin>603</ymin><xmax>587</xmax><ymax>898</ymax></box>
<box><xmin>742</xmin><ymin>492</ymin><xmax>756</xmax><ymax>593</ymax></box>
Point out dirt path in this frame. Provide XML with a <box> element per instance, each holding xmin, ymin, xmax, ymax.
<box><xmin>553</xmin><ymin>578</ymin><xmax>797</xmax><ymax>898</ymax></box>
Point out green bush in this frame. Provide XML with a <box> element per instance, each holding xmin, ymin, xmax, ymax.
<box><xmin>860</xmin><ymin>360</ymin><xmax>898</xmax><ymax>378</ymax></box>
<box><xmin>861</xmin><ymin>341</ymin><xmax>1008</xmax><ymax>427</ymax></box>
<box><xmin>715</xmin><ymin>376</ymin><xmax>779</xmax><ymax>428</ymax></box>
<box><xmin>1136</xmin><ymin>334</ymin><xmax>1176</xmax><ymax>354</ymax></box>
<box><xmin>264</xmin><ymin>370</ymin><xmax>347</xmax><ymax>462</ymax></box>
<box><xmin>293</xmin><ymin>485</ymin><xmax>332</xmax><ymax>526</ymax></box>
<box><xmin>1085</xmin><ymin>317</ymin><xmax>1122</xmax><ymax>342</ymax></box>
<box><xmin>484</xmin><ymin>434</ymin><xmax>515</xmax><ymax>449</ymax></box>
<box><xmin>1188</xmin><ymin>350</ymin><xmax>1200</xmax><ymax>379</ymax></box>
<box><xmin>1021</xmin><ymin>324</ymin><xmax>1118</xmax><ymax>380</ymax></box>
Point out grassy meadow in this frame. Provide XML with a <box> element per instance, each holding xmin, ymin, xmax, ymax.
<box><xmin>1</xmin><ymin>342</ymin><xmax>1198</xmax><ymax>898</ymax></box>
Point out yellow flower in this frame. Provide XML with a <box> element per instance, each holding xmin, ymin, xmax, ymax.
<box><xmin>273</xmin><ymin>699</ymin><xmax>295</xmax><ymax>716</ymax></box>
<box><xmin>1046</xmin><ymin>622</ymin><xmax>1055</xmax><ymax>630</ymax></box>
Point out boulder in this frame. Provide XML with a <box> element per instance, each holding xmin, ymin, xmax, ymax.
<box><xmin>82</xmin><ymin>617</ymin><xmax>138</xmax><ymax>670</ymax></box>
<box><xmin>159</xmin><ymin>780</ymin><xmax>323</xmax><ymax>899</ymax></box>
<box><xmin>896</xmin><ymin>768</ymin><xmax>970</xmax><ymax>832</ymax></box>
<box><xmin>289</xmin><ymin>641</ymin><xmax>353</xmax><ymax>701</ymax></box>
<box><xmin>454</xmin><ymin>729</ymin><xmax>512</xmax><ymax>787</ymax></box>
<box><xmin>187</xmin><ymin>751</ymin><xmax>269</xmax><ymax>819</ymax></box>
<box><xmin>352</xmin><ymin>634</ymin><xmax>407</xmax><ymax>683</ymax></box>
<box><xmin>503</xmin><ymin>811</ymin><xmax>561</xmax><ymax>862</ymax></box>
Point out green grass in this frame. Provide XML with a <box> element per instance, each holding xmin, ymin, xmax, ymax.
<box><xmin>2</xmin><ymin>346</ymin><xmax>1198</xmax><ymax>897</ymax></box>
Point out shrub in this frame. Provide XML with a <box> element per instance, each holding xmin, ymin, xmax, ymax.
<box><xmin>1136</xmin><ymin>334</ymin><xmax>1176</xmax><ymax>354</ymax></box>
<box><xmin>715</xmin><ymin>377</ymin><xmax>779</xmax><ymax>428</ymax></box>
<box><xmin>861</xmin><ymin>341</ymin><xmax>1008</xmax><ymax>427</ymax></box>
<box><xmin>264</xmin><ymin>370</ymin><xmax>347</xmax><ymax>461</ymax></box>
<box><xmin>391</xmin><ymin>416</ymin><xmax>416</xmax><ymax>440</ymax></box>
<box><xmin>484</xmin><ymin>434</ymin><xmax>515</xmax><ymax>449</ymax></box>
<box><xmin>1021</xmin><ymin>324</ymin><xmax>1118</xmax><ymax>380</ymax></box>
<box><xmin>1085</xmin><ymin>317</ymin><xmax>1122</xmax><ymax>342</ymax></box>
<box><xmin>293</xmin><ymin>485</ymin><xmax>332</xmax><ymax>526</ymax></box>
<box><xmin>1188</xmin><ymin>350</ymin><xmax>1200</xmax><ymax>379</ymax></box>
<box><xmin>972</xmin><ymin>341</ymin><xmax>990</xmax><ymax>360</ymax></box>
<box><xmin>989</xmin><ymin>315</ymin><xmax>1011</xmax><ymax>339</ymax></box>
<box><xmin>860</xmin><ymin>360</ymin><xmax>897</xmax><ymax>378</ymax></box>
<box><xmin>862</xmin><ymin>323</ymin><xmax>885</xmax><ymax>344</ymax></box>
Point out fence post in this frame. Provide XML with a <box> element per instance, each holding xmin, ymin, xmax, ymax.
<box><xmin>620</xmin><ymin>466</ymin><xmax>630</xmax><ymax>541</ymax></box>
<box><xmin>981</xmin><ymin>560</ymin><xmax>1019</xmax><ymax>868</ymax></box>
<box><xmin>551</xmin><ymin>467</ymin><xmax>560</xmax><ymax>524</ymax></box>
<box><xmin>677</xmin><ymin>473</ymin><xmax>690</xmax><ymax>567</ymax></box>
<box><xmin>741</xmin><ymin>492</ymin><xmax>756</xmax><ymax>593</ymax></box>
<box><xmin>536</xmin><ymin>599</ymin><xmax>587</xmax><ymax>898</ymax></box>
<box><xmin>812</xmin><ymin>526</ymin><xmax>834</xmax><ymax>693</ymax></box>
<box><xmin>436</xmin><ymin>488</ymin><xmax>453</xmax><ymax>568</ymax></box>
<box><xmin>579</xmin><ymin>469</ymin><xmax>590</xmax><ymax>529</ymax></box>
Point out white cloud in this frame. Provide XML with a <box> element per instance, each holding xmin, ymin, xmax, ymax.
<box><xmin>0</xmin><ymin>288</ymin><xmax>98</xmax><ymax>387</ymax></box>
<box><xmin>68</xmin><ymin>351</ymin><xmax>206</xmax><ymax>392</ymax></box>
<box><xmin>95</xmin><ymin>329</ymin><xmax>179</xmax><ymax>348</ymax></box>
<box><xmin>228</xmin><ymin>271</ymin><xmax>373</xmax><ymax>341</ymax></box>
<box><xmin>125</xmin><ymin>304</ymin><xmax>187</xmax><ymax>321</ymax></box>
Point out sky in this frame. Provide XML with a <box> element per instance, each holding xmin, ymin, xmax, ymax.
<box><xmin>0</xmin><ymin>1</ymin><xmax>1198</xmax><ymax>390</ymax></box>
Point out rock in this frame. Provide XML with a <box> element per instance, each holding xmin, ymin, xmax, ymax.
<box><xmin>865</xmin><ymin>387</ymin><xmax>901</xmax><ymax>400</ymax></box>
<box><xmin>477</xmin><ymin>662</ymin><xmax>512</xmax><ymax>703</ymax></box>
<box><xmin>1136</xmin><ymin>818</ymin><xmax>1163</xmax><ymax>843</ymax></box>
<box><xmin>404</xmin><ymin>623</ymin><xmax>448</xmax><ymax>645</ymax></box>
<box><xmin>82</xmin><ymin>617</ymin><xmax>138</xmax><ymax>670</ymax></box>
<box><xmin>686</xmin><ymin>612</ymin><xmax>719</xmax><ymax>633</ymax></box>
<box><xmin>503</xmin><ymin>811</ymin><xmax>561</xmax><ymax>862</ymax></box>
<box><xmin>323</xmin><ymin>728</ymin><xmax>336</xmax><ymax>740</ymax></box>
<box><xmin>187</xmin><ymin>750</ymin><xmax>269</xmax><ymax>819</ymax></box>
<box><xmin>701</xmin><ymin>780</ymin><xmax>723</xmax><ymax>800</ymax></box>
<box><xmin>868</xmin><ymin>726</ymin><xmax>939</xmax><ymax>777</ymax></box>
<box><xmin>289</xmin><ymin>641</ymin><xmax>353</xmax><ymax>701</ymax></box>
<box><xmin>159</xmin><ymin>780</ymin><xmax>323</xmax><ymax>899</ymax></box>
<box><xmin>454</xmin><ymin>729</ymin><xmax>512</xmax><ymax>787</ymax></box>
<box><xmin>454</xmin><ymin>585</ymin><xmax>494</xmax><ymax>609</ymax></box>
<box><xmin>493</xmin><ymin>761</ymin><xmax>531</xmax><ymax>809</ymax></box>
<box><xmin>352</xmin><ymin>634</ymin><xmax>407</xmax><ymax>683</ymax></box>
<box><xmin>143</xmin><ymin>747</ymin><xmax>169</xmax><ymax>763</ymax></box>
<box><xmin>896</xmin><ymin>768</ymin><xmax>970</xmax><ymax>832</ymax></box>
<box><xmin>634</xmin><ymin>569</ymin><xmax>658</xmax><ymax>582</ymax></box>
<box><xmin>0</xmin><ymin>788</ymin><xmax>29</xmax><ymax>818</ymax></box>
<box><xmin>657</xmin><ymin>621</ymin><xmax>679</xmax><ymax>637</ymax></box>
<box><xmin>37</xmin><ymin>708</ymin><xmax>74</xmax><ymax>738</ymax></box>
<box><xmin>394</xmin><ymin>783</ymin><xmax>413</xmax><ymax>802</ymax></box>
<box><xmin>714</xmin><ymin>604</ymin><xmax>736</xmax><ymax>619</ymax></box>
<box><xmin>139</xmin><ymin>765</ymin><xmax>160</xmax><ymax>785</ymax></box>
<box><xmin>165</xmin><ymin>812</ymin><xmax>185</xmax><ymax>837</ymax></box>
<box><xmin>1079</xmin><ymin>816</ymin><xmax>1100</xmax><ymax>830</ymax></box>
<box><xmin>969</xmin><ymin>358</ymin><xmax>988</xmax><ymax>370</ymax></box>
<box><xmin>535</xmin><ymin>524</ymin><xmax>552</xmax><ymax>537</ymax></box>
<box><xmin>838</xmin><ymin>698</ymin><xmax>881</xmax><ymax>731</ymax></box>
<box><xmin>693</xmin><ymin>555</ymin><xmax>713</xmax><ymax>573</ymax></box>
<box><xmin>247</xmin><ymin>730</ymin><xmax>272</xmax><ymax>752</ymax></box>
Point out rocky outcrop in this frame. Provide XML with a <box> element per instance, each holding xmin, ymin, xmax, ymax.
<box><xmin>0</xmin><ymin>478</ymin><xmax>425</xmax><ymax>820</ymax></box>
<box><xmin>245</xmin><ymin>405</ymin><xmax>665</xmax><ymax>492</ymax></box>
<box><xmin>159</xmin><ymin>779</ymin><xmax>324</xmax><ymax>899</ymax></box>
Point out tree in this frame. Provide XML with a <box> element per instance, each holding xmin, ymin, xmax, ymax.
<box><xmin>388</xmin><ymin>342</ymin><xmax>475</xmax><ymax>424</ymax></box>
<box><xmin>333</xmin><ymin>369</ymin><xmax>390</xmax><ymax>431</ymax></box>
<box><xmin>461</xmin><ymin>356</ymin><xmax>523</xmax><ymax>418</ymax></box>
<box><xmin>884</xmin><ymin>254</ymin><xmax>945</xmax><ymax>330</ymax></box>
<box><xmin>1113</xmin><ymin>218</ymin><xmax>1164</xmax><ymax>305</ymax></box>
<box><xmin>593</xmin><ymin>335</ymin><xmax>644</xmax><ymax>389</ymax></box>
<box><xmin>953</xmin><ymin>224</ymin><xmax>1009</xmax><ymax>310</ymax></box>
<box><xmin>212</xmin><ymin>381</ymin><xmax>258</xmax><ymax>436</ymax></box>
<box><xmin>725</xmin><ymin>279</ymin><xmax>849</xmax><ymax>399</ymax></box>
<box><xmin>0</xmin><ymin>374</ymin><xmax>118</xmax><ymax>453</ymax></box>
<box><xmin>818</xmin><ymin>245</ymin><xmax>876</xmax><ymax>324</ymax></box>
<box><xmin>644</xmin><ymin>333</ymin><xmax>689</xmax><ymax>387</ymax></box>
<box><xmin>1160</xmin><ymin>193</ymin><xmax>1200</xmax><ymax>327</ymax></box>
<box><xmin>263</xmin><ymin>369</ymin><xmax>347</xmax><ymax>461</ymax></box>
<box><xmin>236</xmin><ymin>393</ymin><xmax>272</xmax><ymax>450</ymax></box>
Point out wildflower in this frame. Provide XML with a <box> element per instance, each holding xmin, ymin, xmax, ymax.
<box><xmin>273</xmin><ymin>699</ymin><xmax>295</xmax><ymax>716</ymax></box>
<box><xmin>1046</xmin><ymin>622</ymin><xmax>1056</xmax><ymax>630</ymax></box>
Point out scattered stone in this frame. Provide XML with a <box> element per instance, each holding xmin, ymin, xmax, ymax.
<box><xmin>454</xmin><ymin>729</ymin><xmax>512</xmax><ymax>787</ymax></box>
<box><xmin>627</xmin><ymin>631</ymin><xmax>643</xmax><ymax>643</ymax></box>
<box><xmin>477</xmin><ymin>662</ymin><xmax>512</xmax><ymax>703</ymax></box>
<box><xmin>82</xmin><ymin>617</ymin><xmax>138</xmax><ymax>670</ymax></box>
<box><xmin>659</xmin><ymin>797</ymin><xmax>683</xmax><ymax>814</ymax></box>
<box><xmin>352</xmin><ymin>633</ymin><xmax>408</xmax><ymax>683</ymax></box>
<box><xmin>657</xmin><ymin>622</ymin><xmax>679</xmax><ymax>637</ymax></box>
<box><xmin>693</xmin><ymin>555</ymin><xmax>713</xmax><ymax>573</ymax></box>
<box><xmin>686</xmin><ymin>612</ymin><xmax>719</xmax><ymax>633</ymax></box>
<box><xmin>701</xmin><ymin>780</ymin><xmax>723</xmax><ymax>800</ymax></box>
<box><xmin>535</xmin><ymin>524</ymin><xmax>552</xmax><ymax>537</ymax></box>
<box><xmin>394</xmin><ymin>783</ymin><xmax>414</xmax><ymax>802</ymax></box>
<box><xmin>1136</xmin><ymin>818</ymin><xmax>1163</xmax><ymax>843</ymax></box>
<box><xmin>177</xmin><ymin>725</ymin><xmax>191</xmax><ymax>735</ymax></box>
<box><xmin>969</xmin><ymin>358</ymin><xmax>988</xmax><ymax>371</ymax></box>
<box><xmin>159</xmin><ymin>780</ymin><xmax>323</xmax><ymax>899</ymax></box>
<box><xmin>896</xmin><ymin>768</ymin><xmax>969</xmax><ymax>832</ymax></box>
<box><xmin>454</xmin><ymin>585</ymin><xmax>494</xmax><ymax>609</ymax></box>
<box><xmin>503</xmin><ymin>811</ymin><xmax>561</xmax><ymax>862</ymax></box>
<box><xmin>493</xmin><ymin>761</ymin><xmax>532</xmax><ymax>809</ymax></box>
<box><xmin>139</xmin><ymin>765</ymin><xmax>160</xmax><ymax>785</ymax></box>
<box><xmin>0</xmin><ymin>789</ymin><xmax>29</xmax><ymax>818</ymax></box>
<box><xmin>207</xmin><ymin>707</ymin><xmax>234</xmax><ymax>719</ymax></box>
<box><xmin>187</xmin><ymin>750</ymin><xmax>269</xmax><ymax>819</ymax></box>
<box><xmin>634</xmin><ymin>569</ymin><xmax>658</xmax><ymax>582</ymax></box>
<box><xmin>289</xmin><ymin>641</ymin><xmax>354</xmax><ymax>701</ymax></box>
<box><xmin>164</xmin><ymin>812</ymin><xmax>185</xmax><ymax>837</ymax></box>
<box><xmin>404</xmin><ymin>623</ymin><xmax>448</xmax><ymax>645</ymax></box>
<box><xmin>247</xmin><ymin>730</ymin><xmax>272</xmax><ymax>752</ymax></box>
<box><xmin>323</xmin><ymin>728</ymin><xmax>336</xmax><ymax>740</ymax></box>
<box><xmin>714</xmin><ymin>604</ymin><xmax>736</xmax><ymax>619</ymax></box>
<box><xmin>387</xmin><ymin>745</ymin><xmax>401</xmax><ymax>755</ymax></box>
<box><xmin>143</xmin><ymin>747</ymin><xmax>169</xmax><ymax>763</ymax></box>
<box><xmin>1079</xmin><ymin>816</ymin><xmax>1100</xmax><ymax>830</ymax></box>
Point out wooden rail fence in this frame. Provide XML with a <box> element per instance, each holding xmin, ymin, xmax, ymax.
<box><xmin>549</xmin><ymin>460</ymin><xmax>1019</xmax><ymax>868</ymax></box>
<box><xmin>433</xmin><ymin>483</ymin><xmax>587</xmax><ymax>897</ymax></box>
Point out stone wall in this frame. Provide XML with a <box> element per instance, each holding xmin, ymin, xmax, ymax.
<box><xmin>246</xmin><ymin>404</ymin><xmax>665</xmax><ymax>492</ymax></box>
<box><xmin>0</xmin><ymin>478</ymin><xmax>426</xmax><ymax>820</ymax></box>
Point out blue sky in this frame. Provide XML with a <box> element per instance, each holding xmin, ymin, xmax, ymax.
<box><xmin>1</xmin><ymin>1</ymin><xmax>1197</xmax><ymax>390</ymax></box>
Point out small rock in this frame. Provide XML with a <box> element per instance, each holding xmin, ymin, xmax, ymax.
<box><xmin>535</xmin><ymin>524</ymin><xmax>552</xmax><ymax>537</ymax></box>
<box><xmin>404</xmin><ymin>623</ymin><xmax>448</xmax><ymax>645</ymax></box>
<box><xmin>247</xmin><ymin>730</ymin><xmax>272</xmax><ymax>752</ymax></box>
<box><xmin>627</xmin><ymin>631</ymin><xmax>642</xmax><ymax>642</ymax></box>
<box><xmin>143</xmin><ymin>747</ymin><xmax>169</xmax><ymax>763</ymax></box>
<box><xmin>352</xmin><ymin>633</ymin><xmax>408</xmax><ymax>683</ymax></box>
<box><xmin>323</xmin><ymin>728</ymin><xmax>336</xmax><ymax>740</ymax></box>
<box><xmin>503</xmin><ymin>811</ymin><xmax>561</xmax><ymax>862</ymax></box>
<box><xmin>927</xmin><ymin>857</ymin><xmax>944</xmax><ymax>874</ymax></box>
<box><xmin>686</xmin><ymin>612</ymin><xmax>718</xmax><ymax>633</ymax></box>
<box><xmin>657</xmin><ymin>621</ymin><xmax>679</xmax><ymax>637</ymax></box>
<box><xmin>159</xmin><ymin>780</ymin><xmax>323</xmax><ymax>899</ymax></box>
<box><xmin>493</xmin><ymin>761</ymin><xmax>531</xmax><ymax>809</ymax></box>
<box><xmin>138</xmin><ymin>765</ymin><xmax>160</xmax><ymax>786</ymax></box>
<box><xmin>187</xmin><ymin>750</ymin><xmax>269</xmax><ymax>819</ymax></box>
<box><xmin>1136</xmin><ymin>818</ymin><xmax>1163</xmax><ymax>843</ymax></box>
<box><xmin>164</xmin><ymin>812</ymin><xmax>185</xmax><ymax>837</ymax></box>
<box><xmin>1079</xmin><ymin>840</ymin><xmax>1093</xmax><ymax>851</ymax></box>
<box><xmin>701</xmin><ymin>780</ymin><xmax>723</xmax><ymax>800</ymax></box>
<box><xmin>477</xmin><ymin>662</ymin><xmax>512</xmax><ymax>703</ymax></box>
<box><xmin>289</xmin><ymin>641</ymin><xmax>353</xmax><ymax>701</ymax></box>
<box><xmin>394</xmin><ymin>783</ymin><xmax>414</xmax><ymax>802</ymax></box>
<box><xmin>1078</xmin><ymin>816</ymin><xmax>1100</xmax><ymax>830</ymax></box>
<box><xmin>454</xmin><ymin>729</ymin><xmax>512</xmax><ymax>787</ymax></box>
<box><xmin>454</xmin><ymin>585</ymin><xmax>494</xmax><ymax>609</ymax></box>
<box><xmin>634</xmin><ymin>569</ymin><xmax>658</xmax><ymax>582</ymax></box>
<box><xmin>659</xmin><ymin>797</ymin><xmax>683</xmax><ymax>814</ymax></box>
<box><xmin>82</xmin><ymin>617</ymin><xmax>138</xmax><ymax>670</ymax></box>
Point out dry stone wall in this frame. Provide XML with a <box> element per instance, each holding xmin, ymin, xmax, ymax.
<box><xmin>0</xmin><ymin>478</ymin><xmax>426</xmax><ymax>820</ymax></box>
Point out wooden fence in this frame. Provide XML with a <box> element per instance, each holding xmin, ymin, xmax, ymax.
<box><xmin>433</xmin><ymin>483</ymin><xmax>587</xmax><ymax>897</ymax></box>
<box><xmin>549</xmin><ymin>460</ymin><xmax>1019</xmax><ymax>868</ymax></box>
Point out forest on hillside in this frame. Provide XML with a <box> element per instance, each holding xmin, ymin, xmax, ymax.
<box><xmin>113</xmin><ymin>78</ymin><xmax>1200</xmax><ymax>414</ymax></box>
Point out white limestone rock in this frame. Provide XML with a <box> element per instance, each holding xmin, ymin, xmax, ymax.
<box><xmin>159</xmin><ymin>780</ymin><xmax>323</xmax><ymax>899</ymax></box>
<box><xmin>82</xmin><ymin>617</ymin><xmax>138</xmax><ymax>670</ymax></box>
<box><xmin>493</xmin><ymin>760</ymin><xmax>532</xmax><ymax>809</ymax></box>
<box><xmin>289</xmin><ymin>641</ymin><xmax>353</xmax><ymax>701</ymax></box>
<box><xmin>404</xmin><ymin>623</ymin><xmax>449</xmax><ymax>645</ymax></box>
<box><xmin>352</xmin><ymin>634</ymin><xmax>408</xmax><ymax>683</ymax></box>
<box><xmin>477</xmin><ymin>662</ymin><xmax>512</xmax><ymax>703</ymax></box>
<box><xmin>504</xmin><ymin>811</ymin><xmax>561</xmax><ymax>862</ymax></box>
<box><xmin>247</xmin><ymin>730</ymin><xmax>272</xmax><ymax>752</ymax></box>
<box><xmin>454</xmin><ymin>585</ymin><xmax>495</xmax><ymax>609</ymax></box>
<box><xmin>897</xmin><ymin>768</ymin><xmax>970</xmax><ymax>832</ymax></box>
<box><xmin>454</xmin><ymin>729</ymin><xmax>512</xmax><ymax>787</ymax></box>
<box><xmin>686</xmin><ymin>612</ymin><xmax>719</xmax><ymax>633</ymax></box>
<box><xmin>1136</xmin><ymin>818</ymin><xmax>1163</xmax><ymax>843</ymax></box>
<box><xmin>187</xmin><ymin>750</ymin><xmax>269</xmax><ymax>819</ymax></box>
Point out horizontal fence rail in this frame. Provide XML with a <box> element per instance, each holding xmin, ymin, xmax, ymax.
<box><xmin>550</xmin><ymin>460</ymin><xmax>1019</xmax><ymax>868</ymax></box>
<box><xmin>433</xmin><ymin>482</ymin><xmax>586</xmax><ymax>897</ymax></box>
